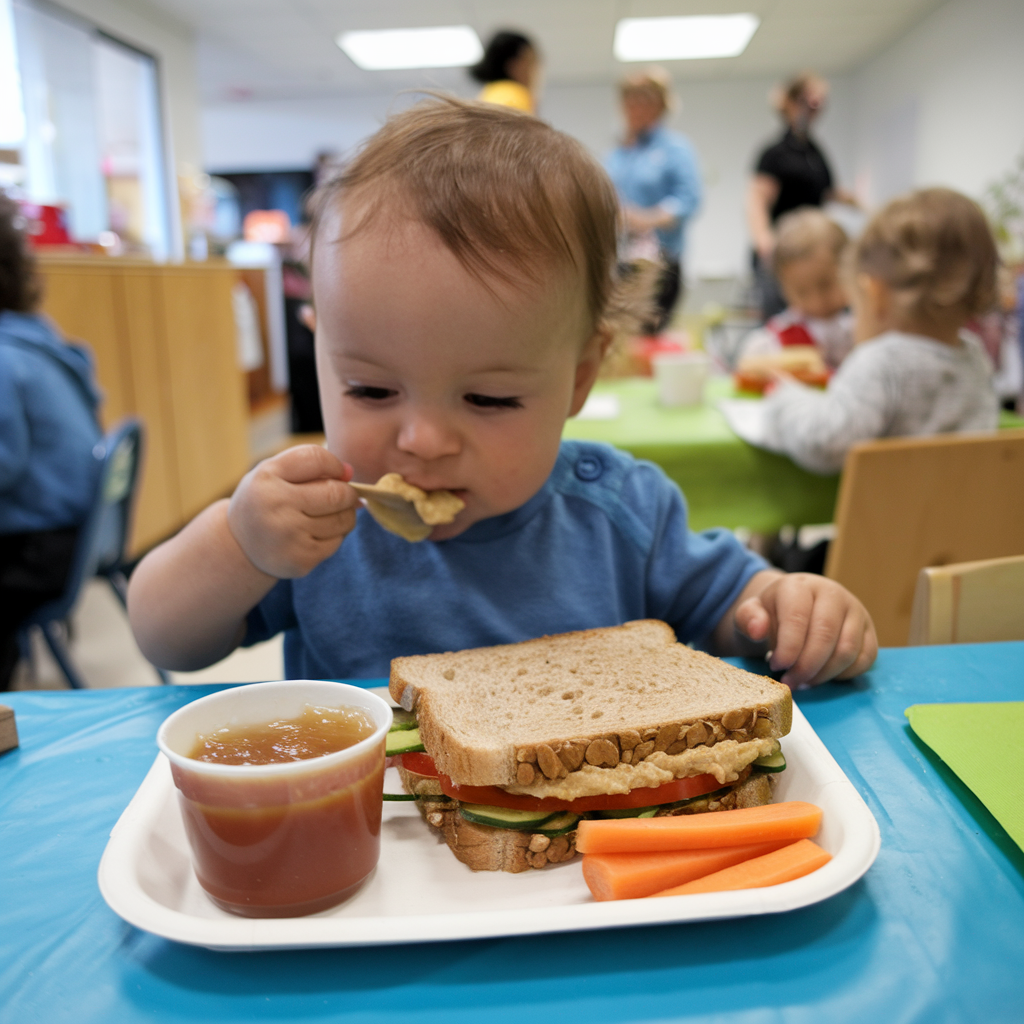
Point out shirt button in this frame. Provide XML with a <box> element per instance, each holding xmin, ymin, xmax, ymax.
<box><xmin>575</xmin><ymin>456</ymin><xmax>603</xmax><ymax>482</ymax></box>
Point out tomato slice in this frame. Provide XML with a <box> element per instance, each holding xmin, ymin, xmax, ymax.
<box><xmin>399</xmin><ymin>752</ymin><xmax>722</xmax><ymax>812</ymax></box>
<box><xmin>400</xmin><ymin>751</ymin><xmax>440</xmax><ymax>777</ymax></box>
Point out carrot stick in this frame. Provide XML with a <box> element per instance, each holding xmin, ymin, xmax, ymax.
<box><xmin>649</xmin><ymin>839</ymin><xmax>831</xmax><ymax>897</ymax></box>
<box><xmin>582</xmin><ymin>841</ymin><xmax>795</xmax><ymax>901</ymax></box>
<box><xmin>575</xmin><ymin>801</ymin><xmax>822</xmax><ymax>854</ymax></box>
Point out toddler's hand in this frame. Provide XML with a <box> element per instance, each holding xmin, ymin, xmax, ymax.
<box><xmin>735</xmin><ymin>573</ymin><xmax>877</xmax><ymax>689</ymax></box>
<box><xmin>227</xmin><ymin>445</ymin><xmax>358</xmax><ymax>579</ymax></box>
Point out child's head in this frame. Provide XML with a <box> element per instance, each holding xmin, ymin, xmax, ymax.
<box><xmin>851</xmin><ymin>187</ymin><xmax>998</xmax><ymax>344</ymax></box>
<box><xmin>772</xmin><ymin>208</ymin><xmax>848</xmax><ymax>320</ymax></box>
<box><xmin>0</xmin><ymin>195</ymin><xmax>41</xmax><ymax>315</ymax></box>
<box><xmin>308</xmin><ymin>97</ymin><xmax>625</xmax><ymax>538</ymax></box>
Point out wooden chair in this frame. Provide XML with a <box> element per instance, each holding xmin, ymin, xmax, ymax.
<box><xmin>824</xmin><ymin>430</ymin><xmax>1024</xmax><ymax>647</ymax></box>
<box><xmin>908</xmin><ymin>555</ymin><xmax>1024</xmax><ymax>645</ymax></box>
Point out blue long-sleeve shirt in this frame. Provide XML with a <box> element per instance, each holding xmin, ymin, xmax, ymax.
<box><xmin>0</xmin><ymin>310</ymin><xmax>102</xmax><ymax>533</ymax></box>
<box><xmin>605</xmin><ymin>125</ymin><xmax>703</xmax><ymax>261</ymax></box>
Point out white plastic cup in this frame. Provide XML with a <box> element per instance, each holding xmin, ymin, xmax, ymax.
<box><xmin>652</xmin><ymin>351</ymin><xmax>710</xmax><ymax>407</ymax></box>
<box><xmin>157</xmin><ymin>680</ymin><xmax>392</xmax><ymax>918</ymax></box>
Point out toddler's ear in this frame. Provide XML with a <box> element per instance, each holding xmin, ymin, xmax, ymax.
<box><xmin>568</xmin><ymin>327</ymin><xmax>613</xmax><ymax>416</ymax></box>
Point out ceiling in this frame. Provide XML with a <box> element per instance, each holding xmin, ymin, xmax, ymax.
<box><xmin>145</xmin><ymin>0</ymin><xmax>948</xmax><ymax>103</ymax></box>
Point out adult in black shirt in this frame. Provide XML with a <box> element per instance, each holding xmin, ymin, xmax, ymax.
<box><xmin>747</xmin><ymin>73</ymin><xmax>857</xmax><ymax>319</ymax></box>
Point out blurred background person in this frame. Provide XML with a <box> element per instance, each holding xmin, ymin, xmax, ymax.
<box><xmin>0</xmin><ymin>195</ymin><xmax>103</xmax><ymax>689</ymax></box>
<box><xmin>739</xmin><ymin>208</ymin><xmax>853</xmax><ymax>371</ymax></box>
<box><xmin>469</xmin><ymin>30</ymin><xmax>541</xmax><ymax>114</ymax></box>
<box><xmin>747</xmin><ymin>72</ymin><xmax>858</xmax><ymax>321</ymax></box>
<box><xmin>606</xmin><ymin>69</ymin><xmax>702</xmax><ymax>336</ymax></box>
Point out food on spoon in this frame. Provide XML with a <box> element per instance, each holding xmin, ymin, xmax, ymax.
<box><xmin>575</xmin><ymin>800</ymin><xmax>822</xmax><ymax>854</ymax></box>
<box><xmin>582</xmin><ymin>841</ymin><xmax>794</xmax><ymax>901</ymax></box>
<box><xmin>648</xmin><ymin>837</ymin><xmax>831</xmax><ymax>896</ymax></box>
<box><xmin>354</xmin><ymin>473</ymin><xmax>465</xmax><ymax>542</ymax></box>
<box><xmin>387</xmin><ymin>619</ymin><xmax>792</xmax><ymax>872</ymax></box>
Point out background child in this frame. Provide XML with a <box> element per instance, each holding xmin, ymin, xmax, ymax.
<box><xmin>740</xmin><ymin>207</ymin><xmax>853</xmax><ymax>370</ymax></box>
<box><xmin>0</xmin><ymin>195</ymin><xmax>103</xmax><ymax>689</ymax></box>
<box><xmin>128</xmin><ymin>98</ymin><xmax>876</xmax><ymax>690</ymax></box>
<box><xmin>761</xmin><ymin>187</ymin><xmax>999</xmax><ymax>475</ymax></box>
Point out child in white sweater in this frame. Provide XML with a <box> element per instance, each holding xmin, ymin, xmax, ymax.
<box><xmin>762</xmin><ymin>188</ymin><xmax>999</xmax><ymax>474</ymax></box>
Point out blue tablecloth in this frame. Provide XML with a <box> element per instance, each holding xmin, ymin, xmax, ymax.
<box><xmin>2</xmin><ymin>644</ymin><xmax>1023</xmax><ymax>1024</ymax></box>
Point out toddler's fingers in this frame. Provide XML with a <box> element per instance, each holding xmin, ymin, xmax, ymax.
<box><xmin>777</xmin><ymin>586</ymin><xmax>850</xmax><ymax>688</ymax></box>
<box><xmin>296</xmin><ymin>477</ymin><xmax>359</xmax><ymax>517</ymax></box>
<box><xmin>764</xmin><ymin>584</ymin><xmax>814</xmax><ymax>674</ymax></box>
<box><xmin>305</xmin><ymin>508</ymin><xmax>358</xmax><ymax>542</ymax></box>
<box><xmin>734</xmin><ymin>596</ymin><xmax>771</xmax><ymax>643</ymax></box>
<box><xmin>271</xmin><ymin>444</ymin><xmax>351</xmax><ymax>485</ymax></box>
<box><xmin>834</xmin><ymin>615</ymin><xmax>878</xmax><ymax>680</ymax></box>
<box><xmin>802</xmin><ymin>605</ymin><xmax>871</xmax><ymax>686</ymax></box>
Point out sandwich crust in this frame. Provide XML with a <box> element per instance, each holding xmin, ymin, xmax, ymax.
<box><xmin>389</xmin><ymin>620</ymin><xmax>792</xmax><ymax>789</ymax></box>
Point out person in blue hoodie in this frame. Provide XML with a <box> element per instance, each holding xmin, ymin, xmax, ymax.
<box><xmin>0</xmin><ymin>195</ymin><xmax>102</xmax><ymax>688</ymax></box>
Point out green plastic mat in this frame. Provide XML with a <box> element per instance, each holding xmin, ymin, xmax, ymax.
<box><xmin>906</xmin><ymin>701</ymin><xmax>1024</xmax><ymax>853</ymax></box>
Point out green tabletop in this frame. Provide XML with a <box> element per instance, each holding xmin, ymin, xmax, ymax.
<box><xmin>564</xmin><ymin>376</ymin><xmax>840</xmax><ymax>533</ymax></box>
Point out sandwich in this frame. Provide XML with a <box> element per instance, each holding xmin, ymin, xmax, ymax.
<box><xmin>735</xmin><ymin>345</ymin><xmax>829</xmax><ymax>394</ymax></box>
<box><xmin>387</xmin><ymin>620</ymin><xmax>792</xmax><ymax>872</ymax></box>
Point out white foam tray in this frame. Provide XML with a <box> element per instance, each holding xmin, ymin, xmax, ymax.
<box><xmin>98</xmin><ymin>697</ymin><xmax>880</xmax><ymax>951</ymax></box>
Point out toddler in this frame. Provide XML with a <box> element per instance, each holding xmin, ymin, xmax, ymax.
<box><xmin>128</xmin><ymin>98</ymin><xmax>875</xmax><ymax>690</ymax></box>
<box><xmin>741</xmin><ymin>207</ymin><xmax>853</xmax><ymax>370</ymax></box>
<box><xmin>762</xmin><ymin>188</ymin><xmax>999</xmax><ymax>474</ymax></box>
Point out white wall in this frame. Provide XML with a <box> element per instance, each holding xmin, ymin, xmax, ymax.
<box><xmin>202</xmin><ymin>78</ymin><xmax>858</xmax><ymax>281</ymax></box>
<box><xmin>850</xmin><ymin>0</ymin><xmax>1024</xmax><ymax>206</ymax></box>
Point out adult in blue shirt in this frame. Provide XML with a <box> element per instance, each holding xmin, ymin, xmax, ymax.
<box><xmin>605</xmin><ymin>69</ymin><xmax>702</xmax><ymax>334</ymax></box>
<box><xmin>0</xmin><ymin>196</ymin><xmax>102</xmax><ymax>688</ymax></box>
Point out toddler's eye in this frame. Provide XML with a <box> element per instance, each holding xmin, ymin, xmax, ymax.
<box><xmin>345</xmin><ymin>385</ymin><xmax>396</xmax><ymax>401</ymax></box>
<box><xmin>464</xmin><ymin>393</ymin><xmax>523</xmax><ymax>410</ymax></box>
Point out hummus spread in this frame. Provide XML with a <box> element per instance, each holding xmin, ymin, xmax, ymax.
<box><xmin>505</xmin><ymin>737</ymin><xmax>776</xmax><ymax>800</ymax></box>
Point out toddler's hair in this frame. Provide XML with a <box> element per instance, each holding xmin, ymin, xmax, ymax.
<box><xmin>853</xmin><ymin>187</ymin><xmax>998</xmax><ymax>322</ymax></box>
<box><xmin>772</xmin><ymin>207</ymin><xmax>847</xmax><ymax>275</ymax></box>
<box><xmin>0</xmin><ymin>194</ymin><xmax>41</xmax><ymax>314</ymax></box>
<box><xmin>310</xmin><ymin>96</ymin><xmax>646</xmax><ymax>337</ymax></box>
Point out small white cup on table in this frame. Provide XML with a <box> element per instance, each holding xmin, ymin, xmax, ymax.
<box><xmin>651</xmin><ymin>351</ymin><xmax>710</xmax><ymax>408</ymax></box>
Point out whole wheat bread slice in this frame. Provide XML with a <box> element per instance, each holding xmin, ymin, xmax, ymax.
<box><xmin>389</xmin><ymin>620</ymin><xmax>791</xmax><ymax>789</ymax></box>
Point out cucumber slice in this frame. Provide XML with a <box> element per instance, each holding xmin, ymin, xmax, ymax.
<box><xmin>752</xmin><ymin>742</ymin><xmax>786</xmax><ymax>773</ymax></box>
<box><xmin>535</xmin><ymin>812</ymin><xmax>579</xmax><ymax>836</ymax></box>
<box><xmin>382</xmin><ymin>793</ymin><xmax>418</xmax><ymax>801</ymax></box>
<box><xmin>385</xmin><ymin>728</ymin><xmax>425</xmax><ymax>756</ymax></box>
<box><xmin>388</xmin><ymin>708</ymin><xmax>418</xmax><ymax>732</ymax></box>
<box><xmin>416</xmin><ymin>794</ymin><xmax>453</xmax><ymax>803</ymax></box>
<box><xmin>459</xmin><ymin>803</ymin><xmax>560</xmax><ymax>830</ymax></box>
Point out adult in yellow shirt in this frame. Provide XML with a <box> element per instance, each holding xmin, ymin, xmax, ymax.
<box><xmin>469</xmin><ymin>31</ymin><xmax>540</xmax><ymax>114</ymax></box>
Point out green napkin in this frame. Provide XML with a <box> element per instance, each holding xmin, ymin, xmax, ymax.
<box><xmin>906</xmin><ymin>702</ymin><xmax>1024</xmax><ymax>853</ymax></box>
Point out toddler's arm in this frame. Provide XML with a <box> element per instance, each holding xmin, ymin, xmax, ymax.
<box><xmin>712</xmin><ymin>569</ymin><xmax>877</xmax><ymax>689</ymax></box>
<box><xmin>761</xmin><ymin>349</ymin><xmax>890</xmax><ymax>474</ymax></box>
<box><xmin>128</xmin><ymin>446</ymin><xmax>357</xmax><ymax>671</ymax></box>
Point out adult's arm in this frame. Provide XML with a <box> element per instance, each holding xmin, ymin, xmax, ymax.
<box><xmin>746</xmin><ymin>173</ymin><xmax>779</xmax><ymax>262</ymax></box>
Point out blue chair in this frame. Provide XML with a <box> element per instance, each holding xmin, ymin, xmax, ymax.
<box><xmin>17</xmin><ymin>418</ymin><xmax>170</xmax><ymax>689</ymax></box>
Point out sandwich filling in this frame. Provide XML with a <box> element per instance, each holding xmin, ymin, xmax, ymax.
<box><xmin>504</xmin><ymin>737</ymin><xmax>778</xmax><ymax>800</ymax></box>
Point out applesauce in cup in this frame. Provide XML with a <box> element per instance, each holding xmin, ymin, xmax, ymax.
<box><xmin>157</xmin><ymin>680</ymin><xmax>391</xmax><ymax>918</ymax></box>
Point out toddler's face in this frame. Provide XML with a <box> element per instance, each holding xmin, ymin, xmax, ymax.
<box><xmin>312</xmin><ymin>208</ymin><xmax>603</xmax><ymax>540</ymax></box>
<box><xmin>778</xmin><ymin>251</ymin><xmax>847</xmax><ymax>320</ymax></box>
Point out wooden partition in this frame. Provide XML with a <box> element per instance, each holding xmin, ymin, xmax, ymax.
<box><xmin>825</xmin><ymin>430</ymin><xmax>1024</xmax><ymax>646</ymax></box>
<box><xmin>36</xmin><ymin>257</ymin><xmax>251</xmax><ymax>555</ymax></box>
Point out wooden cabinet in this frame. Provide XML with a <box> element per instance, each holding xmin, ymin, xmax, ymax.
<box><xmin>36</xmin><ymin>257</ymin><xmax>251</xmax><ymax>555</ymax></box>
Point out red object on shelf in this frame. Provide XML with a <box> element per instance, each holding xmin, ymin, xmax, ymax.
<box><xmin>629</xmin><ymin>335</ymin><xmax>687</xmax><ymax>377</ymax></box>
<box><xmin>21</xmin><ymin>203</ymin><xmax>73</xmax><ymax>245</ymax></box>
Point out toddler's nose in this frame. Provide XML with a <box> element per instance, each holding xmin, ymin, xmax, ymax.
<box><xmin>396</xmin><ymin>408</ymin><xmax>461</xmax><ymax>461</ymax></box>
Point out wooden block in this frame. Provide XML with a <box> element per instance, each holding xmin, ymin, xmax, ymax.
<box><xmin>0</xmin><ymin>705</ymin><xmax>18</xmax><ymax>754</ymax></box>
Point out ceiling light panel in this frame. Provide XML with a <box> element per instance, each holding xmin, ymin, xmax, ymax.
<box><xmin>614</xmin><ymin>14</ymin><xmax>760</xmax><ymax>62</ymax></box>
<box><xmin>337</xmin><ymin>25</ymin><xmax>483</xmax><ymax>70</ymax></box>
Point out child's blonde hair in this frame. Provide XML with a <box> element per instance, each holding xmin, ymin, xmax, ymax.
<box><xmin>772</xmin><ymin>207</ymin><xmax>848</xmax><ymax>275</ymax></box>
<box><xmin>310</xmin><ymin>96</ymin><xmax>645</xmax><ymax>337</ymax></box>
<box><xmin>853</xmin><ymin>187</ymin><xmax>998</xmax><ymax>323</ymax></box>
